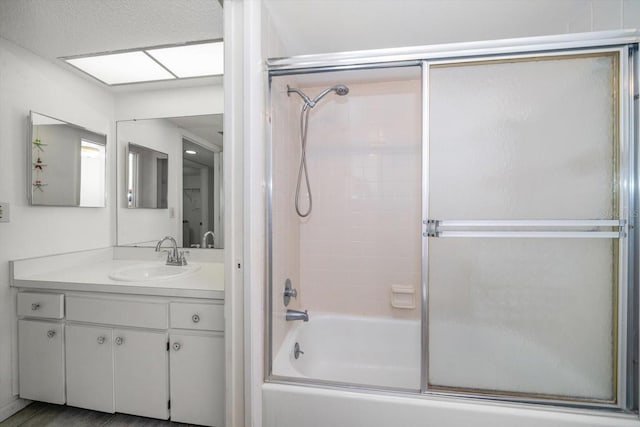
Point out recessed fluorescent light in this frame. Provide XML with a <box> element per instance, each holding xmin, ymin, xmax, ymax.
<box><xmin>65</xmin><ymin>51</ymin><xmax>175</xmax><ymax>85</ymax></box>
<box><xmin>147</xmin><ymin>42</ymin><xmax>224</xmax><ymax>78</ymax></box>
<box><xmin>185</xmin><ymin>150</ymin><xmax>198</xmax><ymax>155</ymax></box>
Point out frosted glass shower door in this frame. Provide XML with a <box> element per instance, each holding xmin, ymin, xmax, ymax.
<box><xmin>426</xmin><ymin>52</ymin><xmax>624</xmax><ymax>403</ymax></box>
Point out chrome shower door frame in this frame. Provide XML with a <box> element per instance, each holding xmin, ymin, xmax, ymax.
<box><xmin>266</xmin><ymin>31</ymin><xmax>639</xmax><ymax>412</ymax></box>
<box><xmin>420</xmin><ymin>45</ymin><xmax>635</xmax><ymax>409</ymax></box>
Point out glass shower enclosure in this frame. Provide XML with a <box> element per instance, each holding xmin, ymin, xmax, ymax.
<box><xmin>267</xmin><ymin>39</ymin><xmax>637</xmax><ymax>410</ymax></box>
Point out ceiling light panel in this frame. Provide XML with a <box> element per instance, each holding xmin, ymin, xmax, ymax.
<box><xmin>65</xmin><ymin>51</ymin><xmax>175</xmax><ymax>85</ymax></box>
<box><xmin>146</xmin><ymin>42</ymin><xmax>224</xmax><ymax>78</ymax></box>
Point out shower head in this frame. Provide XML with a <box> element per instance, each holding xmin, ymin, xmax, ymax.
<box><xmin>287</xmin><ymin>84</ymin><xmax>350</xmax><ymax>108</ymax></box>
<box><xmin>333</xmin><ymin>84</ymin><xmax>349</xmax><ymax>96</ymax></box>
<box><xmin>311</xmin><ymin>84</ymin><xmax>350</xmax><ymax>105</ymax></box>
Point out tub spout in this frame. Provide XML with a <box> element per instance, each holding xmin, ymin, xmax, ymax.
<box><xmin>286</xmin><ymin>309</ymin><xmax>309</xmax><ymax>322</ymax></box>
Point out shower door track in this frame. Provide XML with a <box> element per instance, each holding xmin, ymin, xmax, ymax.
<box><xmin>267</xmin><ymin>30</ymin><xmax>638</xmax><ymax>72</ymax></box>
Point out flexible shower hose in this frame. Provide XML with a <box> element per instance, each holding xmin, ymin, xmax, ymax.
<box><xmin>295</xmin><ymin>103</ymin><xmax>313</xmax><ymax>217</ymax></box>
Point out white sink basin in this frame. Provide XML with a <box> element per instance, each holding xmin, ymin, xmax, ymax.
<box><xmin>109</xmin><ymin>263</ymin><xmax>200</xmax><ymax>282</ymax></box>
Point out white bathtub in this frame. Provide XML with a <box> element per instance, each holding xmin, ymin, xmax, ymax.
<box><xmin>262</xmin><ymin>313</ymin><xmax>640</xmax><ymax>427</ymax></box>
<box><xmin>265</xmin><ymin>314</ymin><xmax>639</xmax><ymax>427</ymax></box>
<box><xmin>273</xmin><ymin>313</ymin><xmax>421</xmax><ymax>389</ymax></box>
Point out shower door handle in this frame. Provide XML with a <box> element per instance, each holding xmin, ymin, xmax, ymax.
<box><xmin>424</xmin><ymin>219</ymin><xmax>623</xmax><ymax>239</ymax></box>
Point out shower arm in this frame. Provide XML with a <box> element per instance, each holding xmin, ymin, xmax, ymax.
<box><xmin>287</xmin><ymin>86</ymin><xmax>316</xmax><ymax>108</ymax></box>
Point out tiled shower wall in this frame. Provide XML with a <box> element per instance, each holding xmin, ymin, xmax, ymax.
<box><xmin>271</xmin><ymin>77</ymin><xmax>303</xmax><ymax>355</ymax></box>
<box><xmin>299</xmin><ymin>76</ymin><xmax>421</xmax><ymax>319</ymax></box>
<box><xmin>272</xmin><ymin>69</ymin><xmax>422</xmax><ymax>324</ymax></box>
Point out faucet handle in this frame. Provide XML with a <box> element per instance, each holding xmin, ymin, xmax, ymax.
<box><xmin>161</xmin><ymin>249</ymin><xmax>174</xmax><ymax>262</ymax></box>
<box><xmin>179</xmin><ymin>250</ymin><xmax>189</xmax><ymax>265</ymax></box>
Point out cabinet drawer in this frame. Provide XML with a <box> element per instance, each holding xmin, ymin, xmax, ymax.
<box><xmin>17</xmin><ymin>292</ymin><xmax>64</xmax><ymax>319</ymax></box>
<box><xmin>67</xmin><ymin>296</ymin><xmax>168</xmax><ymax>329</ymax></box>
<box><xmin>170</xmin><ymin>302</ymin><xmax>223</xmax><ymax>331</ymax></box>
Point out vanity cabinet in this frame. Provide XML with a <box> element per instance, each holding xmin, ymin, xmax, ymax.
<box><xmin>18</xmin><ymin>319</ymin><xmax>65</xmax><ymax>404</ymax></box>
<box><xmin>65</xmin><ymin>296</ymin><xmax>169</xmax><ymax>419</ymax></box>
<box><xmin>17</xmin><ymin>292</ymin><xmax>66</xmax><ymax>405</ymax></box>
<box><xmin>169</xmin><ymin>301</ymin><xmax>225</xmax><ymax>426</ymax></box>
<box><xmin>113</xmin><ymin>328</ymin><xmax>169</xmax><ymax>419</ymax></box>
<box><xmin>17</xmin><ymin>291</ymin><xmax>223</xmax><ymax>426</ymax></box>
<box><xmin>66</xmin><ymin>324</ymin><xmax>115</xmax><ymax>413</ymax></box>
<box><xmin>67</xmin><ymin>324</ymin><xmax>169</xmax><ymax>418</ymax></box>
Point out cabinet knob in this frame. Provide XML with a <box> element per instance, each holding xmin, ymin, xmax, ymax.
<box><xmin>97</xmin><ymin>336</ymin><xmax>106</xmax><ymax>345</ymax></box>
<box><xmin>115</xmin><ymin>337</ymin><xmax>124</xmax><ymax>345</ymax></box>
<box><xmin>192</xmin><ymin>314</ymin><xmax>200</xmax><ymax>323</ymax></box>
<box><xmin>31</xmin><ymin>303</ymin><xmax>40</xmax><ymax>311</ymax></box>
<box><xmin>173</xmin><ymin>342</ymin><xmax>181</xmax><ymax>351</ymax></box>
<box><xmin>46</xmin><ymin>330</ymin><xmax>56</xmax><ymax>338</ymax></box>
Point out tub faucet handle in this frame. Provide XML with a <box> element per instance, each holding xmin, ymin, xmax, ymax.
<box><xmin>284</xmin><ymin>287</ymin><xmax>297</xmax><ymax>298</ymax></box>
<box><xmin>283</xmin><ymin>278</ymin><xmax>297</xmax><ymax>307</ymax></box>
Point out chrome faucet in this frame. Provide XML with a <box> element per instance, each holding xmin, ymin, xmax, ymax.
<box><xmin>286</xmin><ymin>309</ymin><xmax>309</xmax><ymax>322</ymax></box>
<box><xmin>202</xmin><ymin>230</ymin><xmax>215</xmax><ymax>249</ymax></box>
<box><xmin>155</xmin><ymin>236</ymin><xmax>188</xmax><ymax>266</ymax></box>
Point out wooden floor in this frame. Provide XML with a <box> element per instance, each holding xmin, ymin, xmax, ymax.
<box><xmin>0</xmin><ymin>402</ymin><xmax>199</xmax><ymax>427</ymax></box>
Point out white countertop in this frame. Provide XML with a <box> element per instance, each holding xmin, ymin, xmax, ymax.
<box><xmin>11</xmin><ymin>247</ymin><xmax>224</xmax><ymax>299</ymax></box>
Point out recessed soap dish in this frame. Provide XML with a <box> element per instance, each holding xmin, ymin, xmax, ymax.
<box><xmin>390</xmin><ymin>284</ymin><xmax>416</xmax><ymax>309</ymax></box>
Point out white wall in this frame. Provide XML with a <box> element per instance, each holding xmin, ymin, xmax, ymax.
<box><xmin>0</xmin><ymin>36</ymin><xmax>115</xmax><ymax>418</ymax></box>
<box><xmin>264</xmin><ymin>0</ymin><xmax>640</xmax><ymax>57</ymax></box>
<box><xmin>115</xmin><ymin>84</ymin><xmax>223</xmax><ymax>121</ymax></box>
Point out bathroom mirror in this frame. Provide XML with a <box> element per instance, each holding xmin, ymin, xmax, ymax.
<box><xmin>126</xmin><ymin>143</ymin><xmax>168</xmax><ymax>209</ymax></box>
<box><xmin>28</xmin><ymin>111</ymin><xmax>107</xmax><ymax>207</ymax></box>
<box><xmin>116</xmin><ymin>114</ymin><xmax>223</xmax><ymax>248</ymax></box>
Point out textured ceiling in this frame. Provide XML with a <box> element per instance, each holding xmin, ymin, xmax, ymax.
<box><xmin>0</xmin><ymin>0</ymin><xmax>222</xmax><ymax>70</ymax></box>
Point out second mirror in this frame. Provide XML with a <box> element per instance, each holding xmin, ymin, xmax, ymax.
<box><xmin>116</xmin><ymin>114</ymin><xmax>224</xmax><ymax>249</ymax></box>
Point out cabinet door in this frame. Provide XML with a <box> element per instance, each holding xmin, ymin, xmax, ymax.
<box><xmin>170</xmin><ymin>332</ymin><xmax>225</xmax><ymax>427</ymax></box>
<box><xmin>114</xmin><ymin>328</ymin><xmax>169</xmax><ymax>419</ymax></box>
<box><xmin>66</xmin><ymin>324</ymin><xmax>114</xmax><ymax>413</ymax></box>
<box><xmin>18</xmin><ymin>320</ymin><xmax>65</xmax><ymax>404</ymax></box>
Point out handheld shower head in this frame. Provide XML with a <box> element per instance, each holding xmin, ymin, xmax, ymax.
<box><xmin>286</xmin><ymin>82</ymin><xmax>350</xmax><ymax>218</ymax></box>
<box><xmin>287</xmin><ymin>84</ymin><xmax>350</xmax><ymax>108</ymax></box>
<box><xmin>311</xmin><ymin>84</ymin><xmax>350</xmax><ymax>105</ymax></box>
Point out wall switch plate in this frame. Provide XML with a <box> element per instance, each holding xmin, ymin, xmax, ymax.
<box><xmin>0</xmin><ymin>202</ymin><xmax>9</xmax><ymax>222</ymax></box>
